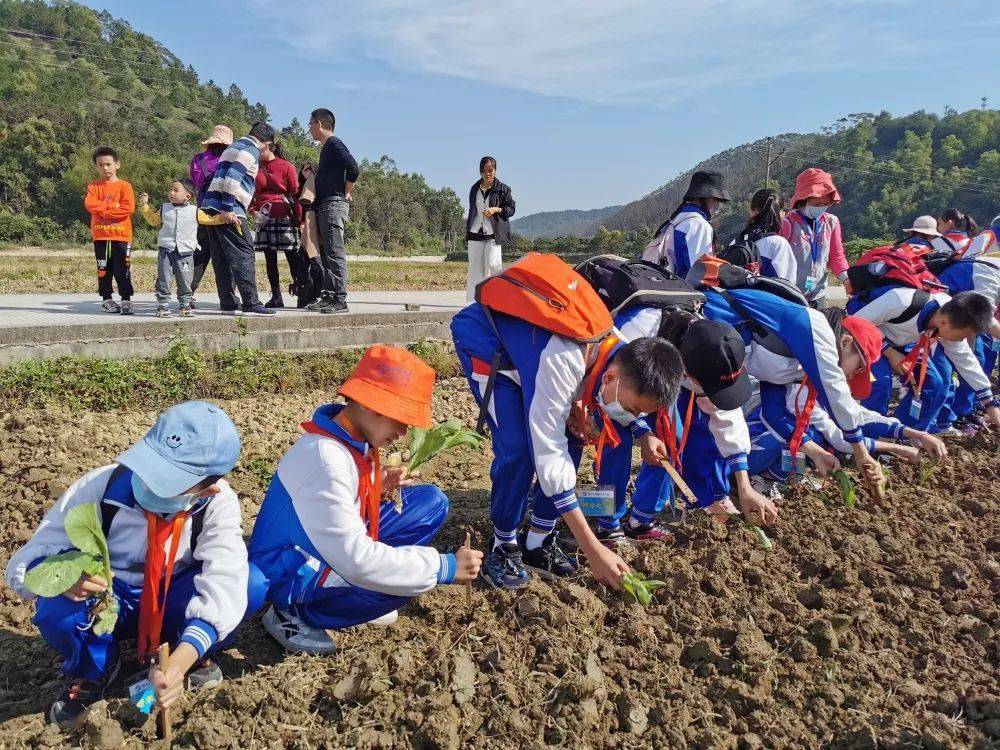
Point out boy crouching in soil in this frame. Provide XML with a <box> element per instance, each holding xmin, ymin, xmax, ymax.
<box><xmin>4</xmin><ymin>401</ymin><xmax>266</xmax><ymax>730</ymax></box>
<box><xmin>250</xmin><ymin>345</ymin><xmax>483</xmax><ymax>654</ymax></box>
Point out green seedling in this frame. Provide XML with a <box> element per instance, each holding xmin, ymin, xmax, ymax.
<box><xmin>916</xmin><ymin>461</ymin><xmax>938</xmax><ymax>488</ymax></box>
<box><xmin>729</xmin><ymin>515</ymin><xmax>775</xmax><ymax>551</ymax></box>
<box><xmin>24</xmin><ymin>504</ymin><xmax>118</xmax><ymax>634</ymax></box>
<box><xmin>832</xmin><ymin>469</ymin><xmax>857</xmax><ymax>508</ymax></box>
<box><xmin>386</xmin><ymin>419</ymin><xmax>484</xmax><ymax>511</ymax></box>
<box><xmin>621</xmin><ymin>571</ymin><xmax>667</xmax><ymax>607</ymax></box>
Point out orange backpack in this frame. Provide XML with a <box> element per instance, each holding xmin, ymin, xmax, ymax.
<box><xmin>475</xmin><ymin>253</ymin><xmax>613</xmax><ymax>343</ymax></box>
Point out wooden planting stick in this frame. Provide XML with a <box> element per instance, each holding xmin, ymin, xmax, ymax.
<box><xmin>463</xmin><ymin>530</ymin><xmax>473</xmax><ymax>607</ymax></box>
<box><xmin>659</xmin><ymin>459</ymin><xmax>698</xmax><ymax>517</ymax></box>
<box><xmin>158</xmin><ymin>642</ymin><xmax>172</xmax><ymax>742</ymax></box>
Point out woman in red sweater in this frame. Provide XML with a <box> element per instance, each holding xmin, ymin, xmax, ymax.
<box><xmin>251</xmin><ymin>141</ymin><xmax>301</xmax><ymax>307</ymax></box>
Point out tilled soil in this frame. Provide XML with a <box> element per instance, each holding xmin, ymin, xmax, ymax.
<box><xmin>0</xmin><ymin>381</ymin><xmax>998</xmax><ymax>749</ymax></box>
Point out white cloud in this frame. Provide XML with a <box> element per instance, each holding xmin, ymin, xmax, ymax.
<box><xmin>248</xmin><ymin>0</ymin><xmax>947</xmax><ymax>105</ymax></box>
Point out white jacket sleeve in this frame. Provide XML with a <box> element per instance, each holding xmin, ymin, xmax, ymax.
<box><xmin>850</xmin><ymin>287</ymin><xmax>909</xmax><ymax>328</ymax></box>
<box><xmin>965</xmin><ymin>231</ymin><xmax>994</xmax><ymax>259</ymax></box>
<box><xmin>528</xmin><ymin>338</ymin><xmax>587</xmax><ymax>509</ymax></box>
<box><xmin>678</xmin><ymin>217</ymin><xmax>714</xmax><ymax>276</ymax></box>
<box><xmin>804</xmin><ymin>307</ymin><xmax>865</xmax><ymax>442</ymax></box>
<box><xmin>183</xmin><ymin>481</ymin><xmax>249</xmax><ymax>647</ymax></box>
<box><xmin>289</xmin><ymin>441</ymin><xmax>444</xmax><ymax>598</ymax></box>
<box><xmin>4</xmin><ymin>465</ymin><xmax>113</xmax><ymax>599</ymax></box>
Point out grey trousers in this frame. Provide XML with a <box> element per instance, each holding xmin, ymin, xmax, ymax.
<box><xmin>315</xmin><ymin>197</ymin><xmax>350</xmax><ymax>303</ymax></box>
<box><xmin>155</xmin><ymin>247</ymin><xmax>194</xmax><ymax>305</ymax></box>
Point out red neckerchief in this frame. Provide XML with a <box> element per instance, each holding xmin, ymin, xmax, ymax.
<box><xmin>898</xmin><ymin>330</ymin><xmax>937</xmax><ymax>399</ymax></box>
<box><xmin>301</xmin><ymin>417</ymin><xmax>382</xmax><ymax>541</ymax></box>
<box><xmin>138</xmin><ymin>510</ymin><xmax>188</xmax><ymax>661</ymax></box>
<box><xmin>580</xmin><ymin>337</ymin><xmax>623</xmax><ymax>477</ymax></box>
<box><xmin>789</xmin><ymin>377</ymin><xmax>818</xmax><ymax>461</ymax></box>
<box><xmin>656</xmin><ymin>392</ymin><xmax>696</xmax><ymax>470</ymax></box>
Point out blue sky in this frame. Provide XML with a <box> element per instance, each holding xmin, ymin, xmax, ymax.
<box><xmin>84</xmin><ymin>1</ymin><xmax>1000</xmax><ymax>215</ymax></box>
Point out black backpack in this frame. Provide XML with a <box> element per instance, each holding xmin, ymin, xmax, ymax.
<box><xmin>575</xmin><ymin>255</ymin><xmax>705</xmax><ymax>317</ymax></box>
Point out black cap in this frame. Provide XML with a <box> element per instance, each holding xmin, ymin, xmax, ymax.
<box><xmin>684</xmin><ymin>170</ymin><xmax>731</xmax><ymax>202</ymax></box>
<box><xmin>679</xmin><ymin>319</ymin><xmax>750</xmax><ymax>410</ymax></box>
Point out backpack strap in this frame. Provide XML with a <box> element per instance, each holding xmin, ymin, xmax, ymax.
<box><xmin>717</xmin><ymin>289</ymin><xmax>794</xmax><ymax>358</ymax></box>
<box><xmin>474</xmin><ymin>307</ymin><xmax>507</xmax><ymax>436</ymax></box>
<box><xmin>100</xmin><ymin>464</ymin><xmax>131</xmax><ymax>538</ymax></box>
<box><xmin>188</xmin><ymin>505</ymin><xmax>206</xmax><ymax>558</ymax></box>
<box><xmin>888</xmin><ymin>289</ymin><xmax>931</xmax><ymax>325</ymax></box>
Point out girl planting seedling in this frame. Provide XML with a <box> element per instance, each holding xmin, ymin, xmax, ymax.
<box><xmin>250</xmin><ymin>345</ymin><xmax>483</xmax><ymax>655</ymax></box>
<box><xmin>5</xmin><ymin>402</ymin><xmax>263</xmax><ymax>731</ymax></box>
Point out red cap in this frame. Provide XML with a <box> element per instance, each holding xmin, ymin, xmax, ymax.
<box><xmin>791</xmin><ymin>168</ymin><xmax>842</xmax><ymax>206</ymax></box>
<box><xmin>842</xmin><ymin>316</ymin><xmax>883</xmax><ymax>398</ymax></box>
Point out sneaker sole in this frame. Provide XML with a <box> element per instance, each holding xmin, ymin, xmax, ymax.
<box><xmin>522</xmin><ymin>562</ymin><xmax>581</xmax><ymax>581</ymax></box>
<box><xmin>50</xmin><ymin>658</ymin><xmax>121</xmax><ymax>731</ymax></box>
<box><xmin>482</xmin><ymin>570</ymin><xmax>531</xmax><ymax>590</ymax></box>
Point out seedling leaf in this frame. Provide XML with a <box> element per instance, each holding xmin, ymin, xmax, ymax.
<box><xmin>407</xmin><ymin>420</ymin><xmax>483</xmax><ymax>472</ymax></box>
<box><xmin>621</xmin><ymin>571</ymin><xmax>667</xmax><ymax>607</ymax></box>
<box><xmin>65</xmin><ymin>504</ymin><xmax>104</xmax><ymax>558</ymax></box>
<box><xmin>92</xmin><ymin>599</ymin><xmax>119</xmax><ymax>636</ymax></box>
<box><xmin>917</xmin><ymin>461</ymin><xmax>937</xmax><ymax>488</ymax></box>
<box><xmin>23</xmin><ymin>551</ymin><xmax>100</xmax><ymax>597</ymax></box>
<box><xmin>729</xmin><ymin>516</ymin><xmax>774</xmax><ymax>551</ymax></box>
<box><xmin>832</xmin><ymin>470</ymin><xmax>857</xmax><ymax>508</ymax></box>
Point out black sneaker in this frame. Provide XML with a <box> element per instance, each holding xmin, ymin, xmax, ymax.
<box><xmin>242</xmin><ymin>304</ymin><xmax>276</xmax><ymax>316</ymax></box>
<box><xmin>305</xmin><ymin>294</ymin><xmax>333</xmax><ymax>312</ymax></box>
<box><xmin>482</xmin><ymin>543</ymin><xmax>530</xmax><ymax>590</ymax></box>
<box><xmin>319</xmin><ymin>300</ymin><xmax>349</xmax><ymax>314</ymax></box>
<box><xmin>264</xmin><ymin>297</ymin><xmax>285</xmax><ymax>309</ymax></box>
<box><xmin>519</xmin><ymin>531</ymin><xmax>579</xmax><ymax>579</ymax></box>
<box><xmin>187</xmin><ymin>658</ymin><xmax>223</xmax><ymax>690</ymax></box>
<box><xmin>49</xmin><ymin>657</ymin><xmax>121</xmax><ymax>731</ymax></box>
<box><xmin>596</xmin><ymin>526</ymin><xmax>632</xmax><ymax>551</ymax></box>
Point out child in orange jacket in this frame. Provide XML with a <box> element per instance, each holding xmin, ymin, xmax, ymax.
<box><xmin>84</xmin><ymin>147</ymin><xmax>135</xmax><ymax>314</ymax></box>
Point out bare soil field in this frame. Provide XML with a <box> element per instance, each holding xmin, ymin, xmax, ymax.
<box><xmin>0</xmin><ymin>380</ymin><xmax>998</xmax><ymax>748</ymax></box>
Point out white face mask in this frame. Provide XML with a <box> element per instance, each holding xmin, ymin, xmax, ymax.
<box><xmin>598</xmin><ymin>379</ymin><xmax>639</xmax><ymax>426</ymax></box>
<box><xmin>802</xmin><ymin>204</ymin><xmax>830</xmax><ymax>220</ymax></box>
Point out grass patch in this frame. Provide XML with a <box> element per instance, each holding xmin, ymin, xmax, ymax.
<box><xmin>0</xmin><ymin>254</ymin><xmax>467</xmax><ymax>294</ymax></box>
<box><xmin>0</xmin><ymin>336</ymin><xmax>459</xmax><ymax>411</ymax></box>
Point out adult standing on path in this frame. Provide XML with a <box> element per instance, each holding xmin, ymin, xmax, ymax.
<box><xmin>188</xmin><ymin>124</ymin><xmax>233</xmax><ymax>306</ymax></box>
<box><xmin>200</xmin><ymin>121</ymin><xmax>276</xmax><ymax>316</ymax></box>
<box><xmin>307</xmin><ymin>108</ymin><xmax>359</xmax><ymax>314</ymax></box>
<box><xmin>464</xmin><ymin>156</ymin><xmax>515</xmax><ymax>301</ymax></box>
<box><xmin>251</xmin><ymin>140</ymin><xmax>300</xmax><ymax>308</ymax></box>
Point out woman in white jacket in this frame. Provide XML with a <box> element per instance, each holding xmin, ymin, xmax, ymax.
<box><xmin>730</xmin><ymin>189</ymin><xmax>797</xmax><ymax>285</ymax></box>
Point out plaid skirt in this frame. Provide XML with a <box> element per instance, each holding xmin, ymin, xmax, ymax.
<box><xmin>254</xmin><ymin>218</ymin><xmax>300</xmax><ymax>253</ymax></box>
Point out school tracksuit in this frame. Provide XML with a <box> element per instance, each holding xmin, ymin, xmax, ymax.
<box><xmin>642</xmin><ymin>204</ymin><xmax>715</xmax><ymax>279</ymax></box>
<box><xmin>847</xmin><ymin>288</ymin><xmax>996</xmax><ymax>431</ymax></box>
<box><xmin>616</xmin><ymin>305</ymin><xmax>750</xmax><ymax>513</ymax></box>
<box><xmin>249</xmin><ymin>404</ymin><xmax>455</xmax><ymax>630</ymax></box>
<box><xmin>931</xmin><ymin>230</ymin><xmax>973</xmax><ymax>257</ymax></box>
<box><xmin>935</xmin><ymin>258</ymin><xmax>1000</xmax><ymax>422</ymax></box>
<box><xmin>5</xmin><ymin>466</ymin><xmax>259</xmax><ymax>682</ymax></box>
<box><xmin>450</xmin><ymin>304</ymin><xmax>652</xmax><ymax>541</ymax></box>
<box><xmin>965</xmin><ymin>226</ymin><xmax>1000</xmax><ymax>259</ymax></box>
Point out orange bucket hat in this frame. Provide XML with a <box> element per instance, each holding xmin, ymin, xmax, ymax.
<box><xmin>338</xmin><ymin>345</ymin><xmax>435</xmax><ymax>428</ymax></box>
<box><xmin>791</xmin><ymin>168</ymin><xmax>842</xmax><ymax>206</ymax></box>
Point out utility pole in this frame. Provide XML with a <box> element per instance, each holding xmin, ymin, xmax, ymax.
<box><xmin>764</xmin><ymin>139</ymin><xmax>772</xmax><ymax>185</ymax></box>
<box><xmin>982</xmin><ymin>96</ymin><xmax>989</xmax><ymax>110</ymax></box>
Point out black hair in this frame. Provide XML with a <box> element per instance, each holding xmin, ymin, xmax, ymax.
<box><xmin>821</xmin><ymin>306</ymin><xmax>847</xmax><ymax>339</ymax></box>
<box><xmin>269</xmin><ymin>140</ymin><xmax>284</xmax><ymax>159</ymax></box>
<box><xmin>207</xmin><ymin>143</ymin><xmax>227</xmax><ymax>155</ymax></box>
<box><xmin>92</xmin><ymin>146</ymin><xmax>118</xmax><ymax>163</ymax></box>
<box><xmin>479</xmin><ymin>155</ymin><xmax>497</xmax><ymax>173</ymax></box>
<box><xmin>172</xmin><ymin>177</ymin><xmax>195</xmax><ymax>195</ymax></box>
<box><xmin>743</xmin><ymin>188</ymin><xmax>784</xmax><ymax>239</ymax></box>
<box><xmin>940</xmin><ymin>291</ymin><xmax>994</xmax><ymax>333</ymax></box>
<box><xmin>249</xmin><ymin>121</ymin><xmax>276</xmax><ymax>143</ymax></box>
<box><xmin>310</xmin><ymin>108</ymin><xmax>335</xmax><ymax>130</ymax></box>
<box><xmin>614</xmin><ymin>337</ymin><xmax>683</xmax><ymax>406</ymax></box>
<box><xmin>656</xmin><ymin>309</ymin><xmax>698</xmax><ymax>348</ymax></box>
<box><xmin>938</xmin><ymin>208</ymin><xmax>979</xmax><ymax>237</ymax></box>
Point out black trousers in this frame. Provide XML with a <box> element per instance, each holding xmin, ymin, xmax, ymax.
<box><xmin>190</xmin><ymin>225</ymin><xmax>213</xmax><ymax>293</ymax></box>
<box><xmin>205</xmin><ymin>219</ymin><xmax>262</xmax><ymax>310</ymax></box>
<box><xmin>263</xmin><ymin>248</ymin><xmax>296</xmax><ymax>300</ymax></box>
<box><xmin>93</xmin><ymin>240</ymin><xmax>134</xmax><ymax>300</ymax></box>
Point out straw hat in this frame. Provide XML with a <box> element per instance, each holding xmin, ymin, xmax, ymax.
<box><xmin>200</xmin><ymin>124</ymin><xmax>234</xmax><ymax>147</ymax></box>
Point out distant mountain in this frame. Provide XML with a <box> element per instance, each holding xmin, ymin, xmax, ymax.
<box><xmin>512</xmin><ymin>205</ymin><xmax>623</xmax><ymax>239</ymax></box>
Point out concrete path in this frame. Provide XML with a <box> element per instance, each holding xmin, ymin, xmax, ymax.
<box><xmin>0</xmin><ymin>290</ymin><xmax>467</xmax><ymax>363</ymax></box>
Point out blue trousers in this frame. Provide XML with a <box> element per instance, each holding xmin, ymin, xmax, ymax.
<box><xmin>33</xmin><ymin>563</ymin><xmax>269</xmax><ymax>682</ymax></box>
<box><xmin>631</xmin><ymin>392</ymin><xmax>731</xmax><ymax>516</ymax></box>
<box><xmin>456</xmin><ymin>350</ymin><xmax>563</xmax><ymax>542</ymax></box>
<box><xmin>265</xmin><ymin>485</ymin><xmax>448</xmax><ymax>630</ymax></box>
<box><xmin>953</xmin><ymin>334</ymin><xmax>998</xmax><ymax>418</ymax></box>
<box><xmin>863</xmin><ymin>348</ymin><xmax>947</xmax><ymax>431</ymax></box>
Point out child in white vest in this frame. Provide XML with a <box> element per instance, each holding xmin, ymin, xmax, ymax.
<box><xmin>140</xmin><ymin>179</ymin><xmax>200</xmax><ymax>317</ymax></box>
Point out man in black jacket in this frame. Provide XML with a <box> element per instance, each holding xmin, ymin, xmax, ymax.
<box><xmin>307</xmin><ymin>108</ymin><xmax>360</xmax><ymax>314</ymax></box>
<box><xmin>465</xmin><ymin>156</ymin><xmax>515</xmax><ymax>301</ymax></box>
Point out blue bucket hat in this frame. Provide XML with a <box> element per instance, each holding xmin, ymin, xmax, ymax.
<box><xmin>116</xmin><ymin>401</ymin><xmax>241</xmax><ymax>497</ymax></box>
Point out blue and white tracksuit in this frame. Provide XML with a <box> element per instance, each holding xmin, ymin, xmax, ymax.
<box><xmin>450</xmin><ymin>304</ymin><xmax>652</xmax><ymax>542</ymax></box>
<box><xmin>965</xmin><ymin>226</ymin><xmax>1000</xmax><ymax>259</ymax></box>
<box><xmin>936</xmin><ymin>258</ymin><xmax>1000</xmax><ymax>420</ymax></box>
<box><xmin>5</xmin><ymin>465</ymin><xmax>260</xmax><ymax>681</ymax></box>
<box><xmin>616</xmin><ymin>305</ymin><xmax>751</xmax><ymax>513</ymax></box>
<box><xmin>642</xmin><ymin>204</ymin><xmax>715</xmax><ymax>279</ymax></box>
<box><xmin>249</xmin><ymin>404</ymin><xmax>455</xmax><ymax>630</ymax></box>
<box><xmin>847</xmin><ymin>287</ymin><xmax>996</xmax><ymax>430</ymax></box>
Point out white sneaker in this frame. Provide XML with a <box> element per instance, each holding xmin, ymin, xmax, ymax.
<box><xmin>262</xmin><ymin>605</ymin><xmax>336</xmax><ymax>654</ymax></box>
<box><xmin>933</xmin><ymin>426</ymin><xmax>962</xmax><ymax>438</ymax></box>
<box><xmin>364</xmin><ymin>610</ymin><xmax>398</xmax><ymax>627</ymax></box>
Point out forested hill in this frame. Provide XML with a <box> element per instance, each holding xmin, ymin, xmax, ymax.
<box><xmin>0</xmin><ymin>0</ymin><xmax>463</xmax><ymax>252</ymax></box>
<box><xmin>511</xmin><ymin>205</ymin><xmax>623</xmax><ymax>239</ymax></box>
<box><xmin>601</xmin><ymin>109</ymin><xmax>1000</xmax><ymax>243</ymax></box>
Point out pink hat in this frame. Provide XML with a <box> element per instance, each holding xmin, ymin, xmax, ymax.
<box><xmin>791</xmin><ymin>168</ymin><xmax>841</xmax><ymax>205</ymax></box>
<box><xmin>200</xmin><ymin>125</ymin><xmax>234</xmax><ymax>147</ymax></box>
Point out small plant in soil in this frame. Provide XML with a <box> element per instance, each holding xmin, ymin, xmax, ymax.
<box><xmin>729</xmin><ymin>515</ymin><xmax>775</xmax><ymax>551</ymax></box>
<box><xmin>916</xmin><ymin>461</ymin><xmax>938</xmax><ymax>488</ymax></box>
<box><xmin>621</xmin><ymin>571</ymin><xmax>667</xmax><ymax>606</ymax></box>
<box><xmin>23</xmin><ymin>504</ymin><xmax>118</xmax><ymax>634</ymax></box>
<box><xmin>832</xmin><ymin>469</ymin><xmax>857</xmax><ymax>508</ymax></box>
<box><xmin>387</xmin><ymin>418</ymin><xmax>483</xmax><ymax>510</ymax></box>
